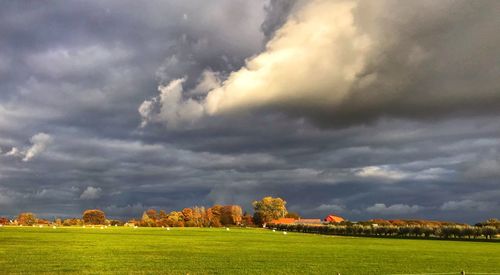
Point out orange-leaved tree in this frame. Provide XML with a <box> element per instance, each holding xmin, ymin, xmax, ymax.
<box><xmin>82</xmin><ymin>209</ymin><xmax>106</xmax><ymax>225</ymax></box>
<box><xmin>18</xmin><ymin>212</ymin><xmax>37</xmax><ymax>226</ymax></box>
<box><xmin>221</xmin><ymin>205</ymin><xmax>243</xmax><ymax>226</ymax></box>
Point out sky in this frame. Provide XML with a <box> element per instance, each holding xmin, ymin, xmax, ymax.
<box><xmin>0</xmin><ymin>0</ymin><xmax>499</xmax><ymax>223</ymax></box>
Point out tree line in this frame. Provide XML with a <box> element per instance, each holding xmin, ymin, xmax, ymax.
<box><xmin>133</xmin><ymin>205</ymin><xmax>248</xmax><ymax>227</ymax></box>
<box><xmin>269</xmin><ymin>219</ymin><xmax>500</xmax><ymax>240</ymax></box>
<box><xmin>0</xmin><ymin>206</ymin><xmax>250</xmax><ymax>228</ymax></box>
<box><xmin>0</xmin><ymin>196</ymin><xmax>286</xmax><ymax>227</ymax></box>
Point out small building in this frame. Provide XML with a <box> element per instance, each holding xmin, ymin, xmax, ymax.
<box><xmin>324</xmin><ymin>214</ymin><xmax>345</xmax><ymax>223</ymax></box>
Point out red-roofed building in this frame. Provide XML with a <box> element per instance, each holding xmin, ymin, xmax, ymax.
<box><xmin>270</xmin><ymin>218</ymin><xmax>296</xmax><ymax>224</ymax></box>
<box><xmin>324</xmin><ymin>214</ymin><xmax>344</xmax><ymax>223</ymax></box>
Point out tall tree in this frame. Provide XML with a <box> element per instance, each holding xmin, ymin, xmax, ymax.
<box><xmin>141</xmin><ymin>211</ymin><xmax>155</xmax><ymax>227</ymax></box>
<box><xmin>167</xmin><ymin>211</ymin><xmax>184</xmax><ymax>227</ymax></box>
<box><xmin>157</xmin><ymin>210</ymin><xmax>168</xmax><ymax>227</ymax></box>
<box><xmin>192</xmin><ymin>206</ymin><xmax>204</xmax><ymax>227</ymax></box>
<box><xmin>0</xmin><ymin>217</ymin><xmax>9</xmax><ymax>225</ymax></box>
<box><xmin>252</xmin><ymin>196</ymin><xmax>287</xmax><ymax>226</ymax></box>
<box><xmin>221</xmin><ymin>205</ymin><xmax>243</xmax><ymax>226</ymax></box>
<box><xmin>82</xmin><ymin>209</ymin><xmax>106</xmax><ymax>225</ymax></box>
<box><xmin>145</xmin><ymin>209</ymin><xmax>158</xmax><ymax>221</ymax></box>
<box><xmin>206</xmin><ymin>205</ymin><xmax>222</xmax><ymax>227</ymax></box>
<box><xmin>18</xmin><ymin>212</ymin><xmax>37</xmax><ymax>226</ymax></box>
<box><xmin>181</xmin><ymin>208</ymin><xmax>193</xmax><ymax>222</ymax></box>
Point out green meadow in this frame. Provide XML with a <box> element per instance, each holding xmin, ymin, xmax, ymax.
<box><xmin>0</xmin><ymin>226</ymin><xmax>498</xmax><ymax>274</ymax></box>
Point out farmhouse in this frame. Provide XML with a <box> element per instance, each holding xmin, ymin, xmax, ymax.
<box><xmin>324</xmin><ymin>214</ymin><xmax>344</xmax><ymax>223</ymax></box>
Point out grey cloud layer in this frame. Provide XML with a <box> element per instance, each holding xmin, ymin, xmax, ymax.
<box><xmin>0</xmin><ymin>0</ymin><xmax>498</xmax><ymax>223</ymax></box>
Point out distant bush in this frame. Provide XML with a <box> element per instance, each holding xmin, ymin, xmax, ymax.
<box><xmin>63</xmin><ymin>218</ymin><xmax>83</xmax><ymax>226</ymax></box>
<box><xmin>241</xmin><ymin>214</ymin><xmax>254</xmax><ymax>226</ymax></box>
<box><xmin>109</xmin><ymin>220</ymin><xmax>124</xmax><ymax>226</ymax></box>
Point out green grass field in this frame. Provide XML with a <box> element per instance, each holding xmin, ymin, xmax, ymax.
<box><xmin>0</xmin><ymin>226</ymin><xmax>498</xmax><ymax>274</ymax></box>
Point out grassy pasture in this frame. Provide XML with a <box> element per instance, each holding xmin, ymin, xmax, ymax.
<box><xmin>0</xmin><ymin>226</ymin><xmax>498</xmax><ymax>274</ymax></box>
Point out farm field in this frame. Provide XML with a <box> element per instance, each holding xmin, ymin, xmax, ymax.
<box><xmin>0</xmin><ymin>226</ymin><xmax>499</xmax><ymax>274</ymax></box>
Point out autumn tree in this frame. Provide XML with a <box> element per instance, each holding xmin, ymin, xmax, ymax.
<box><xmin>63</xmin><ymin>218</ymin><xmax>82</xmax><ymax>226</ymax></box>
<box><xmin>252</xmin><ymin>196</ymin><xmax>287</xmax><ymax>226</ymax></box>
<box><xmin>18</xmin><ymin>212</ymin><xmax>37</xmax><ymax>226</ymax></box>
<box><xmin>206</xmin><ymin>206</ymin><xmax>222</xmax><ymax>227</ymax></box>
<box><xmin>167</xmin><ymin>211</ymin><xmax>184</xmax><ymax>227</ymax></box>
<box><xmin>220</xmin><ymin>205</ymin><xmax>243</xmax><ymax>226</ymax></box>
<box><xmin>159</xmin><ymin>210</ymin><xmax>168</xmax><ymax>220</ymax></box>
<box><xmin>485</xmin><ymin>218</ymin><xmax>500</xmax><ymax>228</ymax></box>
<box><xmin>145</xmin><ymin>209</ymin><xmax>158</xmax><ymax>221</ymax></box>
<box><xmin>476</xmin><ymin>218</ymin><xmax>500</xmax><ymax>228</ymax></box>
<box><xmin>192</xmin><ymin>206</ymin><xmax>204</xmax><ymax>227</ymax></box>
<box><xmin>37</xmin><ymin>219</ymin><xmax>50</xmax><ymax>225</ymax></box>
<box><xmin>0</xmin><ymin>217</ymin><xmax>9</xmax><ymax>225</ymax></box>
<box><xmin>156</xmin><ymin>210</ymin><xmax>169</xmax><ymax>227</ymax></box>
<box><xmin>230</xmin><ymin>205</ymin><xmax>243</xmax><ymax>225</ymax></box>
<box><xmin>241</xmin><ymin>214</ymin><xmax>254</xmax><ymax>226</ymax></box>
<box><xmin>141</xmin><ymin>211</ymin><xmax>155</xmax><ymax>227</ymax></box>
<box><xmin>182</xmin><ymin>208</ymin><xmax>193</xmax><ymax>221</ymax></box>
<box><xmin>82</xmin><ymin>209</ymin><xmax>106</xmax><ymax>225</ymax></box>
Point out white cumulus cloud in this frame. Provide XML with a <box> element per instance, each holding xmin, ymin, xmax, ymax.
<box><xmin>4</xmin><ymin>147</ymin><xmax>22</xmax><ymax>157</ymax></box>
<box><xmin>139</xmin><ymin>78</ymin><xmax>204</xmax><ymax>127</ymax></box>
<box><xmin>80</xmin><ymin>186</ymin><xmax>102</xmax><ymax>200</ymax></box>
<box><xmin>2</xmin><ymin>133</ymin><xmax>53</xmax><ymax>161</ymax></box>
<box><xmin>23</xmin><ymin>133</ymin><xmax>53</xmax><ymax>162</ymax></box>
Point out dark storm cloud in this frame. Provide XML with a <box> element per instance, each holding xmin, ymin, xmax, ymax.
<box><xmin>0</xmin><ymin>0</ymin><xmax>499</xmax><ymax>223</ymax></box>
<box><xmin>313</xmin><ymin>0</ymin><xmax>500</xmax><ymax>128</ymax></box>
